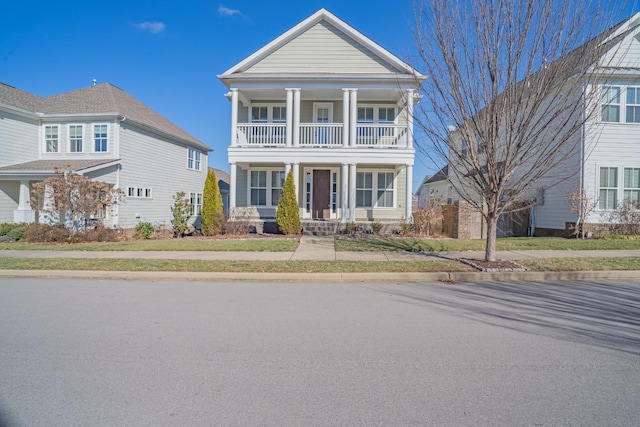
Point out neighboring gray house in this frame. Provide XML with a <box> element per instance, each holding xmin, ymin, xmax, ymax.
<box><xmin>219</xmin><ymin>9</ymin><xmax>425</xmax><ymax>225</ymax></box>
<box><xmin>0</xmin><ymin>82</ymin><xmax>212</xmax><ymax>227</ymax></box>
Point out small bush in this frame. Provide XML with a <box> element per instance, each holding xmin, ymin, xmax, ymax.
<box><xmin>345</xmin><ymin>222</ymin><xmax>357</xmax><ymax>235</ymax></box>
<box><xmin>25</xmin><ymin>223</ymin><xmax>70</xmax><ymax>243</ymax></box>
<box><xmin>371</xmin><ymin>222</ymin><xmax>383</xmax><ymax>235</ymax></box>
<box><xmin>7</xmin><ymin>224</ymin><xmax>28</xmax><ymax>240</ymax></box>
<box><xmin>135</xmin><ymin>221</ymin><xmax>154</xmax><ymax>239</ymax></box>
<box><xmin>399</xmin><ymin>221</ymin><xmax>412</xmax><ymax>236</ymax></box>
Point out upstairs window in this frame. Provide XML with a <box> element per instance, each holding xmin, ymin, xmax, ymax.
<box><xmin>627</xmin><ymin>87</ymin><xmax>640</xmax><ymax>123</ymax></box>
<box><xmin>599</xmin><ymin>166</ymin><xmax>618</xmax><ymax>210</ymax></box>
<box><xmin>45</xmin><ymin>125</ymin><xmax>59</xmax><ymax>152</ymax></box>
<box><xmin>69</xmin><ymin>125</ymin><xmax>83</xmax><ymax>153</ymax></box>
<box><xmin>188</xmin><ymin>148</ymin><xmax>201</xmax><ymax>171</ymax></box>
<box><xmin>251</xmin><ymin>106</ymin><xmax>268</xmax><ymax>123</ymax></box>
<box><xmin>94</xmin><ymin>124</ymin><xmax>108</xmax><ymax>152</ymax></box>
<box><xmin>601</xmin><ymin>86</ymin><xmax>621</xmax><ymax>123</ymax></box>
<box><xmin>357</xmin><ymin>107</ymin><xmax>374</xmax><ymax>123</ymax></box>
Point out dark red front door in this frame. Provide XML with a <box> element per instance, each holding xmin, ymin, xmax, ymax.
<box><xmin>312</xmin><ymin>170</ymin><xmax>330</xmax><ymax>219</ymax></box>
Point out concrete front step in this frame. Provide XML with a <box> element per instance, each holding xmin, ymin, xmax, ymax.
<box><xmin>301</xmin><ymin>221</ymin><xmax>340</xmax><ymax>236</ymax></box>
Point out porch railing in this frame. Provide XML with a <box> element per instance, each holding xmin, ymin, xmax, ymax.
<box><xmin>299</xmin><ymin>123</ymin><xmax>343</xmax><ymax>146</ymax></box>
<box><xmin>235</xmin><ymin>123</ymin><xmax>407</xmax><ymax>147</ymax></box>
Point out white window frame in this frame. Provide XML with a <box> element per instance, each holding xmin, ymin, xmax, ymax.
<box><xmin>355</xmin><ymin>170</ymin><xmax>396</xmax><ymax>209</ymax></box>
<box><xmin>190</xmin><ymin>192</ymin><xmax>202</xmax><ymax>215</ymax></box>
<box><xmin>356</xmin><ymin>171</ymin><xmax>373</xmax><ymax>208</ymax></box>
<box><xmin>599</xmin><ymin>166</ymin><xmax>618</xmax><ymax>210</ymax></box>
<box><xmin>623</xmin><ymin>167</ymin><xmax>640</xmax><ymax>208</ymax></box>
<box><xmin>188</xmin><ymin>148</ymin><xmax>201</xmax><ymax>171</ymax></box>
<box><xmin>248</xmin><ymin>168</ymin><xmax>286</xmax><ymax>208</ymax></box>
<box><xmin>376</xmin><ymin>171</ymin><xmax>396</xmax><ymax>208</ymax></box>
<box><xmin>68</xmin><ymin>124</ymin><xmax>83</xmax><ymax>153</ymax></box>
<box><xmin>126</xmin><ymin>186</ymin><xmax>153</xmax><ymax>199</ymax></box>
<box><xmin>598</xmin><ymin>84</ymin><xmax>640</xmax><ymax>124</ymax></box>
<box><xmin>93</xmin><ymin>123</ymin><xmax>109</xmax><ymax>152</ymax></box>
<box><xmin>626</xmin><ymin>87</ymin><xmax>640</xmax><ymax>123</ymax></box>
<box><xmin>44</xmin><ymin>125</ymin><xmax>59</xmax><ymax>153</ymax></box>
<box><xmin>250</xmin><ymin>104</ymin><xmax>287</xmax><ymax>123</ymax></box>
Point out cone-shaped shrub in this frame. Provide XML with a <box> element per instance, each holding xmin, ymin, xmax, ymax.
<box><xmin>201</xmin><ymin>169</ymin><xmax>224</xmax><ymax>236</ymax></box>
<box><xmin>276</xmin><ymin>170</ymin><xmax>301</xmax><ymax>235</ymax></box>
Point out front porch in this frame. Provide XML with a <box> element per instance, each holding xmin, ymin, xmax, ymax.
<box><xmin>228</xmin><ymin>162</ymin><xmax>414</xmax><ymax>224</ymax></box>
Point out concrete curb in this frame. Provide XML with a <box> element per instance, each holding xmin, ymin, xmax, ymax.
<box><xmin>2</xmin><ymin>269</ymin><xmax>640</xmax><ymax>283</ymax></box>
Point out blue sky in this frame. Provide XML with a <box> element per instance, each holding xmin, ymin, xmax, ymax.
<box><xmin>1</xmin><ymin>0</ymin><xmax>429</xmax><ymax>184</ymax></box>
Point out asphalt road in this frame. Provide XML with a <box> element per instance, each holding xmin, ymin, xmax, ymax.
<box><xmin>1</xmin><ymin>278</ymin><xmax>639</xmax><ymax>426</ymax></box>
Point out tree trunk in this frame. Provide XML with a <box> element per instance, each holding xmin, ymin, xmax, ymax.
<box><xmin>485</xmin><ymin>216</ymin><xmax>498</xmax><ymax>261</ymax></box>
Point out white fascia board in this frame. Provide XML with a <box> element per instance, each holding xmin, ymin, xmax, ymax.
<box><xmin>76</xmin><ymin>160</ymin><xmax>122</xmax><ymax>175</ymax></box>
<box><xmin>219</xmin><ymin>8</ymin><xmax>423</xmax><ymax>79</ymax></box>
<box><xmin>228</xmin><ymin>147</ymin><xmax>414</xmax><ymax>166</ymax></box>
<box><xmin>0</xmin><ymin>103</ymin><xmax>40</xmax><ymax>120</ymax></box>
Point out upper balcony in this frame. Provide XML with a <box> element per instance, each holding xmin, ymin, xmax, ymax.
<box><xmin>235</xmin><ymin>123</ymin><xmax>408</xmax><ymax>148</ymax></box>
<box><xmin>228</xmin><ymin>87</ymin><xmax>417</xmax><ymax>151</ymax></box>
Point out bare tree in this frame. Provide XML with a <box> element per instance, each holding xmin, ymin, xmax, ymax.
<box><xmin>566</xmin><ymin>187</ymin><xmax>600</xmax><ymax>238</ymax></box>
<box><xmin>412</xmin><ymin>0</ymin><xmax>628</xmax><ymax>260</ymax></box>
<box><xmin>31</xmin><ymin>171</ymin><xmax>124</xmax><ymax>231</ymax></box>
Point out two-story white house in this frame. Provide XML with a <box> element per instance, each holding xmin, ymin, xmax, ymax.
<box><xmin>0</xmin><ymin>82</ymin><xmax>211</xmax><ymax>228</ymax></box>
<box><xmin>420</xmin><ymin>13</ymin><xmax>640</xmax><ymax>238</ymax></box>
<box><xmin>218</xmin><ymin>9</ymin><xmax>424</xmax><ymax>230</ymax></box>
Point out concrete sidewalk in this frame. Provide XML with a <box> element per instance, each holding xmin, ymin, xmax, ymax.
<box><xmin>0</xmin><ymin>235</ymin><xmax>640</xmax><ymax>261</ymax></box>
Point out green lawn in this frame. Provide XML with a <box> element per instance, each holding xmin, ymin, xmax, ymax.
<box><xmin>335</xmin><ymin>236</ymin><xmax>640</xmax><ymax>252</ymax></box>
<box><xmin>0</xmin><ymin>238</ymin><xmax>299</xmax><ymax>252</ymax></box>
<box><xmin>1</xmin><ymin>257</ymin><xmax>638</xmax><ymax>272</ymax></box>
<box><xmin>0</xmin><ymin>258</ymin><xmax>472</xmax><ymax>273</ymax></box>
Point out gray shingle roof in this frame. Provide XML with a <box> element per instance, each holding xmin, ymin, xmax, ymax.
<box><xmin>0</xmin><ymin>82</ymin><xmax>210</xmax><ymax>151</ymax></box>
<box><xmin>0</xmin><ymin>83</ymin><xmax>44</xmax><ymax>112</ymax></box>
<box><xmin>0</xmin><ymin>159</ymin><xmax>119</xmax><ymax>173</ymax></box>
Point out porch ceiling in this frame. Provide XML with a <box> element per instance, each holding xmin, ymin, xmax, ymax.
<box><xmin>237</xmin><ymin>87</ymin><xmax>403</xmax><ymax>103</ymax></box>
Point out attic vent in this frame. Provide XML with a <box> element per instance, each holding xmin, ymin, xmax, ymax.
<box><xmin>92</xmin><ymin>79</ymin><xmax>97</xmax><ymax>86</ymax></box>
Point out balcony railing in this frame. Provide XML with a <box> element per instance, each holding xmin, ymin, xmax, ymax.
<box><xmin>235</xmin><ymin>123</ymin><xmax>408</xmax><ymax>148</ymax></box>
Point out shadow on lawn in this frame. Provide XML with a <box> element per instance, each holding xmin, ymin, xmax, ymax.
<box><xmin>340</xmin><ymin>237</ymin><xmax>448</xmax><ymax>253</ymax></box>
<box><xmin>389</xmin><ymin>279</ymin><xmax>640</xmax><ymax>356</ymax></box>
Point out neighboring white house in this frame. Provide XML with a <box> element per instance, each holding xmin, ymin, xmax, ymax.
<box><xmin>0</xmin><ymin>82</ymin><xmax>212</xmax><ymax>228</ymax></box>
<box><xmin>415</xmin><ymin>166</ymin><xmax>449</xmax><ymax>207</ymax></box>
<box><xmin>427</xmin><ymin>14</ymin><xmax>640</xmax><ymax>237</ymax></box>
<box><xmin>218</xmin><ymin>8</ymin><xmax>425</xmax><ymax>226</ymax></box>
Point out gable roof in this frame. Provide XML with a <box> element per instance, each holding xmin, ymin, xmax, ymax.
<box><xmin>219</xmin><ymin>8</ymin><xmax>423</xmax><ymax>81</ymax></box>
<box><xmin>0</xmin><ymin>82</ymin><xmax>210</xmax><ymax>151</ymax></box>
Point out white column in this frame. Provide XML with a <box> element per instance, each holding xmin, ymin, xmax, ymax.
<box><xmin>349</xmin><ymin>89</ymin><xmax>358</xmax><ymax>147</ymax></box>
<box><xmin>292</xmin><ymin>163</ymin><xmax>300</xmax><ymax>206</ymax></box>
<box><xmin>349</xmin><ymin>163</ymin><xmax>357</xmax><ymax>222</ymax></box>
<box><xmin>342</xmin><ymin>89</ymin><xmax>350</xmax><ymax>147</ymax></box>
<box><xmin>341</xmin><ymin>163</ymin><xmax>348</xmax><ymax>223</ymax></box>
<box><xmin>230</xmin><ymin>89</ymin><xmax>238</xmax><ymax>147</ymax></box>
<box><xmin>406</xmin><ymin>89</ymin><xmax>414</xmax><ymax>149</ymax></box>
<box><xmin>293</xmin><ymin>89</ymin><xmax>301</xmax><ymax>147</ymax></box>
<box><xmin>285</xmin><ymin>163</ymin><xmax>291</xmax><ymax>175</ymax></box>
<box><xmin>14</xmin><ymin>179</ymin><xmax>35</xmax><ymax>223</ymax></box>
<box><xmin>405</xmin><ymin>164</ymin><xmax>413</xmax><ymax>222</ymax></box>
<box><xmin>285</xmin><ymin>89</ymin><xmax>293</xmax><ymax>147</ymax></box>
<box><xmin>229</xmin><ymin>163</ymin><xmax>237</xmax><ymax>219</ymax></box>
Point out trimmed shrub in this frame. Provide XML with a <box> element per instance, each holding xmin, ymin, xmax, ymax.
<box><xmin>135</xmin><ymin>221</ymin><xmax>154</xmax><ymax>239</ymax></box>
<box><xmin>1</xmin><ymin>223</ymin><xmax>29</xmax><ymax>240</ymax></box>
<box><xmin>276</xmin><ymin>171</ymin><xmax>301</xmax><ymax>235</ymax></box>
<box><xmin>201</xmin><ymin>170</ymin><xmax>224</xmax><ymax>236</ymax></box>
<box><xmin>171</xmin><ymin>191</ymin><xmax>192</xmax><ymax>238</ymax></box>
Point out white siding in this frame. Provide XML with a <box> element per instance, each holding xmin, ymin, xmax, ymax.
<box><xmin>0</xmin><ymin>181</ymin><xmax>19</xmax><ymax>223</ymax></box>
<box><xmin>0</xmin><ymin>110</ymin><xmax>39</xmax><ymax>167</ymax></box>
<box><xmin>246</xmin><ymin>21</ymin><xmax>397</xmax><ymax>74</ymax></box>
<box><xmin>117</xmin><ymin>123</ymin><xmax>207</xmax><ymax>227</ymax></box>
